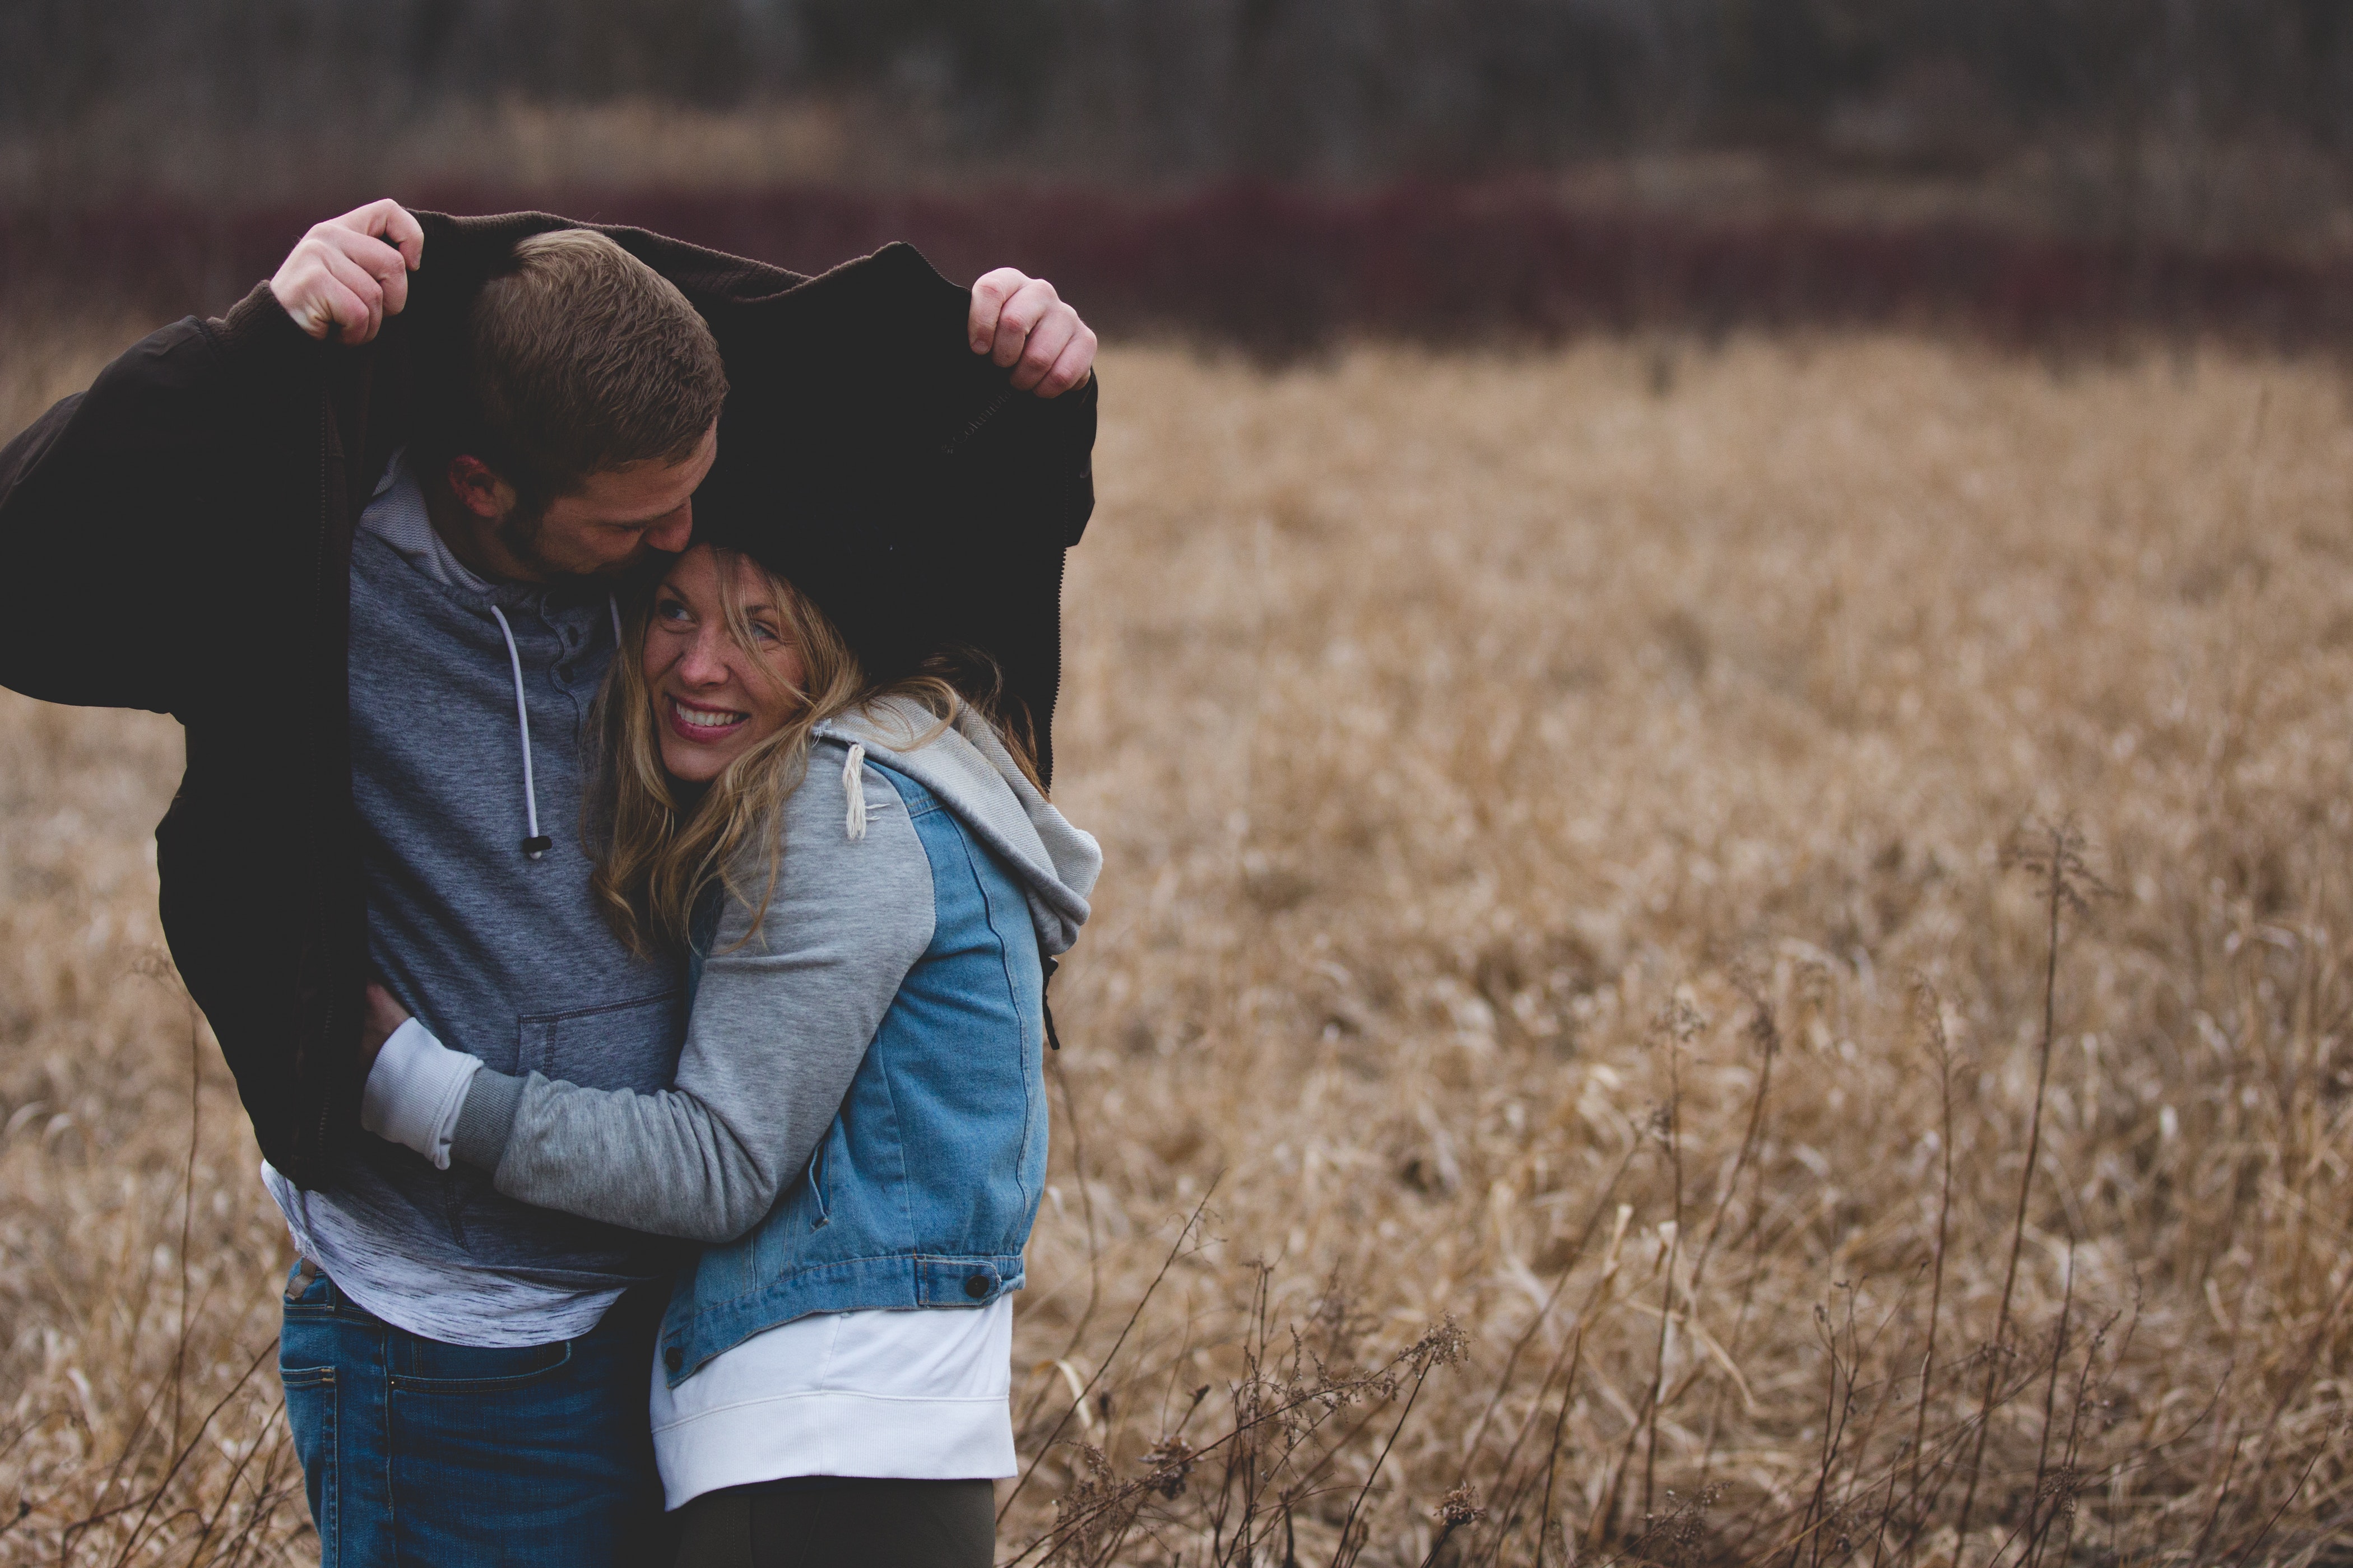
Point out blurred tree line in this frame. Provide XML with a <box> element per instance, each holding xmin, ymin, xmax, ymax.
<box><xmin>6</xmin><ymin>0</ymin><xmax>2352</xmax><ymax>180</ymax></box>
<box><xmin>6</xmin><ymin>1</ymin><xmax>2353</xmax><ymax>356</ymax></box>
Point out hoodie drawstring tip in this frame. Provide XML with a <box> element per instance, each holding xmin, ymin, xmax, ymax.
<box><xmin>843</xmin><ymin>743</ymin><xmax>869</xmax><ymax>841</ymax></box>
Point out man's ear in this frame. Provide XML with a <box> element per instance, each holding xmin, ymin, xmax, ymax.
<box><xmin>445</xmin><ymin>455</ymin><xmax>518</xmax><ymax>521</ymax></box>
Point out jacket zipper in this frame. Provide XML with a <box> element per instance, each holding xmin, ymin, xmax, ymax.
<box><xmin>938</xmin><ymin>387</ymin><xmax>1014</xmax><ymax>458</ymax></box>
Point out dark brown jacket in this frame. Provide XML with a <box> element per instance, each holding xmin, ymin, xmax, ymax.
<box><xmin>0</xmin><ymin>211</ymin><xmax>1096</xmax><ymax>1187</ymax></box>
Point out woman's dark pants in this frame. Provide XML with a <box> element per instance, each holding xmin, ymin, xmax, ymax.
<box><xmin>667</xmin><ymin>1477</ymin><xmax>996</xmax><ymax>1567</ymax></box>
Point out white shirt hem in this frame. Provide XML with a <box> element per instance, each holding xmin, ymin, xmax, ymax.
<box><xmin>654</xmin><ymin>1389</ymin><xmax>1017</xmax><ymax>1510</ymax></box>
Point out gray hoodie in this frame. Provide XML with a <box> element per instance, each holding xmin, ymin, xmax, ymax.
<box><xmin>269</xmin><ymin>456</ymin><xmax>688</xmax><ymax>1348</ymax></box>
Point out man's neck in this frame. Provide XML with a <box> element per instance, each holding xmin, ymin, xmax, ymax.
<box><xmin>418</xmin><ymin>470</ymin><xmax>545</xmax><ymax>585</ymax></box>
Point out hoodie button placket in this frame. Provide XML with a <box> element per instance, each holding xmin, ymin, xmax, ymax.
<box><xmin>547</xmin><ymin>606</ymin><xmax>595</xmax><ymax>701</ymax></box>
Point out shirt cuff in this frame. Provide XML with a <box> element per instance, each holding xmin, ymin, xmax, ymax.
<box><xmin>359</xmin><ymin>1017</ymin><xmax>484</xmax><ymax>1171</ymax></box>
<box><xmin>450</xmin><ymin>1069</ymin><xmax>527</xmax><ymax>1175</ymax></box>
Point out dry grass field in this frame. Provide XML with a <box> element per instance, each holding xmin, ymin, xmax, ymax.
<box><xmin>5</xmin><ymin>322</ymin><xmax>2353</xmax><ymax>1565</ymax></box>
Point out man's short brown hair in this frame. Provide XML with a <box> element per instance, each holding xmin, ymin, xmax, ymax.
<box><xmin>454</xmin><ymin>229</ymin><xmax>728</xmax><ymax>506</ymax></box>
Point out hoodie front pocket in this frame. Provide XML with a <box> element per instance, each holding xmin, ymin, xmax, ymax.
<box><xmin>514</xmin><ymin>990</ymin><xmax>683</xmax><ymax>1090</ymax></box>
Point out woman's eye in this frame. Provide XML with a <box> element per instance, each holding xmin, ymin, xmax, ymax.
<box><xmin>750</xmin><ymin>621</ymin><xmax>781</xmax><ymax>643</ymax></box>
<box><xmin>655</xmin><ymin>598</ymin><xmax>691</xmax><ymax>624</ymax></box>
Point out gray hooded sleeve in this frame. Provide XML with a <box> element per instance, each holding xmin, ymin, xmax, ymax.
<box><xmin>446</xmin><ymin>746</ymin><xmax>934</xmax><ymax>1243</ymax></box>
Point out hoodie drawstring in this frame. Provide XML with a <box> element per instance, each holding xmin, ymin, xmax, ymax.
<box><xmin>843</xmin><ymin>743</ymin><xmax>868</xmax><ymax>840</ymax></box>
<box><xmin>490</xmin><ymin>594</ymin><xmax>625</xmax><ymax>861</ymax></box>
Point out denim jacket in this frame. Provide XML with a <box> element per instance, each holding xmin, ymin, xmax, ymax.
<box><xmin>656</xmin><ymin>712</ymin><xmax>1098</xmax><ymax>1386</ymax></box>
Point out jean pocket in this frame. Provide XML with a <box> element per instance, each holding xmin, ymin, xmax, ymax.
<box><xmin>390</xmin><ymin>1338</ymin><xmax>573</xmax><ymax>1394</ymax></box>
<box><xmin>280</xmin><ymin>1299</ymin><xmax>354</xmax><ymax>1389</ymax></box>
<box><xmin>279</xmin><ymin>1366</ymin><xmax>337</xmax><ymax>1566</ymax></box>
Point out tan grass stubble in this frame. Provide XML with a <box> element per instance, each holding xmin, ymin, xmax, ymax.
<box><xmin>1029</xmin><ymin>338</ymin><xmax>2353</xmax><ymax>1564</ymax></box>
<box><xmin>3</xmin><ymin>332</ymin><xmax>2352</xmax><ymax>1564</ymax></box>
<box><xmin>0</xmin><ymin>327</ymin><xmax>310</xmax><ymax>1565</ymax></box>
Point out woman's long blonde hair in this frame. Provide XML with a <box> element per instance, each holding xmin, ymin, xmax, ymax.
<box><xmin>587</xmin><ymin>546</ymin><xmax>1041</xmax><ymax>956</ymax></box>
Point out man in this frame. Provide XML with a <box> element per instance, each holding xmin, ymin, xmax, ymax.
<box><xmin>0</xmin><ymin>199</ymin><xmax>1098</xmax><ymax>1564</ymax></box>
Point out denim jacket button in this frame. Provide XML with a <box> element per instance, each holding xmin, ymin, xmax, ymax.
<box><xmin>964</xmin><ymin>1274</ymin><xmax>991</xmax><ymax>1299</ymax></box>
<box><xmin>663</xmin><ymin>1345</ymin><xmax>684</xmax><ymax>1372</ymax></box>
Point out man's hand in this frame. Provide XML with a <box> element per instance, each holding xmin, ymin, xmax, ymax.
<box><xmin>359</xmin><ymin>981</ymin><xmax>413</xmax><ymax>1072</ymax></box>
<box><xmin>969</xmin><ymin>268</ymin><xmax>1097</xmax><ymax>398</ymax></box>
<box><xmin>270</xmin><ymin>200</ymin><xmax>425</xmax><ymax>345</ymax></box>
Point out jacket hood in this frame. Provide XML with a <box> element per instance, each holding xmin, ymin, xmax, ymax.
<box><xmin>815</xmin><ymin>696</ymin><xmax>1099</xmax><ymax>956</ymax></box>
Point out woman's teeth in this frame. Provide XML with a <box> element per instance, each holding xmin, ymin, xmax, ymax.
<box><xmin>673</xmin><ymin>701</ymin><xmax>745</xmax><ymax>730</ymax></box>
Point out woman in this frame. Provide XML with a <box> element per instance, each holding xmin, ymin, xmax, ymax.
<box><xmin>358</xmin><ymin>539</ymin><xmax>1099</xmax><ymax>1566</ymax></box>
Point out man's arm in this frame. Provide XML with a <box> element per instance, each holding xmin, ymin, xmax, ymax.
<box><xmin>0</xmin><ymin>293</ymin><xmax>323</xmax><ymax>713</ymax></box>
<box><xmin>0</xmin><ymin>202</ymin><xmax>419</xmax><ymax>715</ymax></box>
<box><xmin>364</xmin><ymin>754</ymin><xmax>932</xmax><ymax>1243</ymax></box>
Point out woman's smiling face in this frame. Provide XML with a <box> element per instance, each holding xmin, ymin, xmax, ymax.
<box><xmin>643</xmin><ymin>545</ymin><xmax>809</xmax><ymax>783</ymax></box>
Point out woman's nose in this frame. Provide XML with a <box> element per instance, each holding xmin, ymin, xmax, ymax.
<box><xmin>676</xmin><ymin>625</ymin><xmax>731</xmax><ymax>685</ymax></box>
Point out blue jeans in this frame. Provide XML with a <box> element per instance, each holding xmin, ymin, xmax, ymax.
<box><xmin>280</xmin><ymin>1263</ymin><xmax>666</xmax><ymax>1567</ymax></box>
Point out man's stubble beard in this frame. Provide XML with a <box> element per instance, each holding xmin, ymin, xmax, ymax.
<box><xmin>496</xmin><ymin>502</ymin><xmax>652</xmax><ymax>582</ymax></box>
<box><xmin>495</xmin><ymin>501</ymin><xmax>560</xmax><ymax>578</ymax></box>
